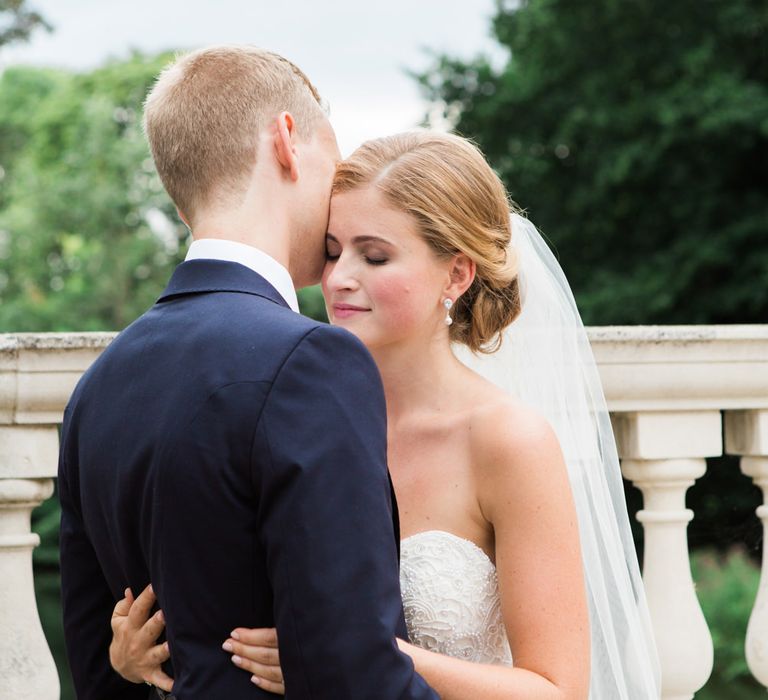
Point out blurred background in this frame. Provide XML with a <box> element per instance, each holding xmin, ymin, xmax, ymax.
<box><xmin>0</xmin><ymin>0</ymin><xmax>765</xmax><ymax>697</ymax></box>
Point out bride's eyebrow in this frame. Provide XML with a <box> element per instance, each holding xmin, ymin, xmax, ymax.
<box><xmin>326</xmin><ymin>232</ymin><xmax>394</xmax><ymax>247</ymax></box>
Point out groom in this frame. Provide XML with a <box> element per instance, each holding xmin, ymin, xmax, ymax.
<box><xmin>58</xmin><ymin>46</ymin><xmax>437</xmax><ymax>699</ymax></box>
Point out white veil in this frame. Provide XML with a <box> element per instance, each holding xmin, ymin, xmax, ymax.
<box><xmin>454</xmin><ymin>213</ymin><xmax>661</xmax><ymax>698</ymax></box>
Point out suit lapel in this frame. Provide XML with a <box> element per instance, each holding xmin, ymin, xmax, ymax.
<box><xmin>158</xmin><ymin>259</ymin><xmax>291</xmax><ymax>309</ymax></box>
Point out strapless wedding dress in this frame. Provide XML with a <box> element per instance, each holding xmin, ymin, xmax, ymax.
<box><xmin>399</xmin><ymin>530</ymin><xmax>512</xmax><ymax>666</ymax></box>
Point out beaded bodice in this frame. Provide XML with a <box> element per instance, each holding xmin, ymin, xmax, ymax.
<box><xmin>399</xmin><ymin>530</ymin><xmax>512</xmax><ymax>666</ymax></box>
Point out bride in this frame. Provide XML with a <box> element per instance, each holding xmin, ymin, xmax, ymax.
<box><xmin>111</xmin><ymin>131</ymin><xmax>660</xmax><ymax>698</ymax></box>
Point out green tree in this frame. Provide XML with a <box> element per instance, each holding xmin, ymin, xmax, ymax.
<box><xmin>418</xmin><ymin>0</ymin><xmax>768</xmax><ymax>325</ymax></box>
<box><xmin>0</xmin><ymin>0</ymin><xmax>50</xmax><ymax>48</ymax></box>
<box><xmin>0</xmin><ymin>53</ymin><xmax>191</xmax><ymax>331</ymax></box>
<box><xmin>692</xmin><ymin>548</ymin><xmax>762</xmax><ymax>699</ymax></box>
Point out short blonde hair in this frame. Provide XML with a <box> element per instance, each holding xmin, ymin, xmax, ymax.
<box><xmin>333</xmin><ymin>131</ymin><xmax>521</xmax><ymax>353</ymax></box>
<box><xmin>144</xmin><ymin>45</ymin><xmax>324</xmax><ymax>224</ymax></box>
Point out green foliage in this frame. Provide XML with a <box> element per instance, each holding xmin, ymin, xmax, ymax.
<box><xmin>687</xmin><ymin>456</ymin><xmax>762</xmax><ymax>557</ymax></box>
<box><xmin>0</xmin><ymin>0</ymin><xmax>51</xmax><ymax>48</ymax></box>
<box><xmin>0</xmin><ymin>53</ymin><xmax>193</xmax><ymax>332</ymax></box>
<box><xmin>298</xmin><ymin>285</ymin><xmax>329</xmax><ymax>322</ymax></box>
<box><xmin>417</xmin><ymin>0</ymin><xmax>768</xmax><ymax>325</ymax></box>
<box><xmin>693</xmin><ymin>548</ymin><xmax>762</xmax><ymax>699</ymax></box>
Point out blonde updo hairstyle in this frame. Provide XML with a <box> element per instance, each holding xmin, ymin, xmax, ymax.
<box><xmin>333</xmin><ymin>131</ymin><xmax>521</xmax><ymax>353</ymax></box>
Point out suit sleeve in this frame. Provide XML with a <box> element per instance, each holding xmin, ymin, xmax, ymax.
<box><xmin>253</xmin><ymin>325</ymin><xmax>438</xmax><ymax>699</ymax></box>
<box><xmin>58</xmin><ymin>404</ymin><xmax>148</xmax><ymax>700</ymax></box>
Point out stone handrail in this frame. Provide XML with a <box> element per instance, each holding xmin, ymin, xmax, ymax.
<box><xmin>1</xmin><ymin>327</ymin><xmax>767</xmax><ymax>699</ymax></box>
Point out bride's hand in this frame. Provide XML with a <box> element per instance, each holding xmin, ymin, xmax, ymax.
<box><xmin>222</xmin><ymin>627</ymin><xmax>284</xmax><ymax>694</ymax></box>
<box><xmin>109</xmin><ymin>584</ymin><xmax>173</xmax><ymax>692</ymax></box>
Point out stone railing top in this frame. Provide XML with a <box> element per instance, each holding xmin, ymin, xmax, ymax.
<box><xmin>0</xmin><ymin>333</ymin><xmax>115</xmax><ymax>427</ymax></box>
<box><xmin>0</xmin><ymin>332</ymin><xmax>116</xmax><ymax>353</ymax></box>
<box><xmin>2</xmin><ymin>324</ymin><xmax>765</xmax><ymax>347</ymax></box>
<box><xmin>588</xmin><ymin>325</ymin><xmax>768</xmax><ymax>410</ymax></box>
<box><xmin>589</xmin><ymin>324</ymin><xmax>768</xmax><ymax>361</ymax></box>
<box><xmin>588</xmin><ymin>324</ymin><xmax>768</xmax><ymax>342</ymax></box>
<box><xmin>0</xmin><ymin>325</ymin><xmax>766</xmax><ymax>424</ymax></box>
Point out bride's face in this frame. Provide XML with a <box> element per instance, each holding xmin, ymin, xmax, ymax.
<box><xmin>321</xmin><ymin>186</ymin><xmax>450</xmax><ymax>350</ymax></box>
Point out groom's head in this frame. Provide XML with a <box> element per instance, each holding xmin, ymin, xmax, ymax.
<box><xmin>144</xmin><ymin>45</ymin><xmax>339</xmax><ymax>286</ymax></box>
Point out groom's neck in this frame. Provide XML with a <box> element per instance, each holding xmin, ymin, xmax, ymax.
<box><xmin>190</xmin><ymin>203</ymin><xmax>293</xmax><ymax>273</ymax></box>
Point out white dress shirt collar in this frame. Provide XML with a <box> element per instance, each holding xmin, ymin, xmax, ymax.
<box><xmin>185</xmin><ymin>238</ymin><xmax>299</xmax><ymax>313</ymax></box>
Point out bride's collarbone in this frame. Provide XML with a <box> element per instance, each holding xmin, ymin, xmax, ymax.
<box><xmin>387</xmin><ymin>401</ymin><xmax>500</xmax><ymax>563</ymax></box>
<box><xmin>392</xmin><ymin>450</ymin><xmax>493</xmax><ymax>564</ymax></box>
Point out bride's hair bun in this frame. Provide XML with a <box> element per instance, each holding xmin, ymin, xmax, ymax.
<box><xmin>333</xmin><ymin>131</ymin><xmax>522</xmax><ymax>353</ymax></box>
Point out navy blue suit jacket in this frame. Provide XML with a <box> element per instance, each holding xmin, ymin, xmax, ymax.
<box><xmin>59</xmin><ymin>259</ymin><xmax>438</xmax><ymax>699</ymax></box>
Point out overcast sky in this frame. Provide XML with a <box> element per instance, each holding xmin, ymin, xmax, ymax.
<box><xmin>1</xmin><ymin>0</ymin><xmax>505</xmax><ymax>155</ymax></box>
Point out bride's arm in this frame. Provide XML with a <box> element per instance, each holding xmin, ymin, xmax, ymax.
<box><xmin>385</xmin><ymin>403</ymin><xmax>589</xmax><ymax>700</ymax></box>
<box><xmin>418</xmin><ymin>401</ymin><xmax>589</xmax><ymax>700</ymax></box>
<box><xmin>395</xmin><ymin>638</ymin><xmax>570</xmax><ymax>699</ymax></box>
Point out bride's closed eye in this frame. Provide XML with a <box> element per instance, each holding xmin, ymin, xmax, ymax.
<box><xmin>325</xmin><ymin>240</ymin><xmax>341</xmax><ymax>261</ymax></box>
<box><xmin>323</xmin><ymin>247</ymin><xmax>389</xmax><ymax>266</ymax></box>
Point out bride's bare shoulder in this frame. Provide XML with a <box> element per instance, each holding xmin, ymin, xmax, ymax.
<box><xmin>469</xmin><ymin>389</ymin><xmax>556</xmax><ymax>452</ymax></box>
<box><xmin>467</xmin><ymin>391</ymin><xmax>566</xmax><ymax>494</ymax></box>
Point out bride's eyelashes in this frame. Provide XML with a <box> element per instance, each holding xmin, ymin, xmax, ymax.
<box><xmin>323</xmin><ymin>249</ymin><xmax>389</xmax><ymax>266</ymax></box>
<box><xmin>325</xmin><ymin>231</ymin><xmax>393</xmax><ymax>266</ymax></box>
<box><xmin>364</xmin><ymin>255</ymin><xmax>388</xmax><ymax>266</ymax></box>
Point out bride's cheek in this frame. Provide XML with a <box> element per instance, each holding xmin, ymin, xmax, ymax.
<box><xmin>374</xmin><ymin>278</ymin><xmax>427</xmax><ymax>332</ymax></box>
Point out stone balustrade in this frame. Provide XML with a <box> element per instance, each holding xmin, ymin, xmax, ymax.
<box><xmin>0</xmin><ymin>333</ymin><xmax>112</xmax><ymax>700</ymax></box>
<box><xmin>593</xmin><ymin>325</ymin><xmax>768</xmax><ymax>699</ymax></box>
<box><xmin>1</xmin><ymin>326</ymin><xmax>767</xmax><ymax>699</ymax></box>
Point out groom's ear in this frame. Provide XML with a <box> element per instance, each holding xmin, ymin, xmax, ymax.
<box><xmin>274</xmin><ymin>111</ymin><xmax>300</xmax><ymax>182</ymax></box>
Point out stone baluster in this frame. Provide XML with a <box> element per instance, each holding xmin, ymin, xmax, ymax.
<box><xmin>614</xmin><ymin>410</ymin><xmax>721</xmax><ymax>700</ymax></box>
<box><xmin>0</xmin><ymin>334</ymin><xmax>110</xmax><ymax>700</ymax></box>
<box><xmin>726</xmin><ymin>409</ymin><xmax>768</xmax><ymax>688</ymax></box>
<box><xmin>0</xmin><ymin>342</ymin><xmax>60</xmax><ymax>698</ymax></box>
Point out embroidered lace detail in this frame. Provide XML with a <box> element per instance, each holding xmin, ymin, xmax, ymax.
<box><xmin>400</xmin><ymin>530</ymin><xmax>512</xmax><ymax>666</ymax></box>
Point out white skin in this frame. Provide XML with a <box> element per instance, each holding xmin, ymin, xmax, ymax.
<box><xmin>112</xmin><ymin>186</ymin><xmax>591</xmax><ymax>699</ymax></box>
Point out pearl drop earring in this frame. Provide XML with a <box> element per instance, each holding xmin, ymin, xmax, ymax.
<box><xmin>443</xmin><ymin>298</ymin><xmax>453</xmax><ymax>326</ymax></box>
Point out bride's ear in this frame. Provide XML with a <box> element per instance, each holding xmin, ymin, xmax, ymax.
<box><xmin>274</xmin><ymin>111</ymin><xmax>300</xmax><ymax>181</ymax></box>
<box><xmin>445</xmin><ymin>254</ymin><xmax>475</xmax><ymax>300</ymax></box>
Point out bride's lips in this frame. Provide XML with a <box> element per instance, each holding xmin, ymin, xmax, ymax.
<box><xmin>332</xmin><ymin>303</ymin><xmax>370</xmax><ymax>319</ymax></box>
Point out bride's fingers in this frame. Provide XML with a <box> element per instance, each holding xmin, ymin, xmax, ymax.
<box><xmin>112</xmin><ymin>588</ymin><xmax>134</xmax><ymax>619</ymax></box>
<box><xmin>230</xmin><ymin>654</ymin><xmax>284</xmax><ymax>683</ymax></box>
<box><xmin>146</xmin><ymin>667</ymin><xmax>174</xmax><ymax>693</ymax></box>
<box><xmin>127</xmin><ymin>584</ymin><xmax>156</xmax><ymax>628</ymax></box>
<box><xmin>143</xmin><ymin>642</ymin><xmax>172</xmax><ymax>691</ymax></box>
<box><xmin>223</xmin><ymin>638</ymin><xmax>279</xmax><ymax>666</ymax></box>
<box><xmin>149</xmin><ymin>640</ymin><xmax>171</xmax><ymax>665</ymax></box>
<box><xmin>251</xmin><ymin>673</ymin><xmax>285</xmax><ymax>695</ymax></box>
<box><xmin>231</xmin><ymin>627</ymin><xmax>278</xmax><ymax>647</ymax></box>
<box><xmin>139</xmin><ymin>609</ymin><xmax>167</xmax><ymax>645</ymax></box>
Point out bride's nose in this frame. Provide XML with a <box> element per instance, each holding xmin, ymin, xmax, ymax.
<box><xmin>324</xmin><ymin>256</ymin><xmax>360</xmax><ymax>292</ymax></box>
